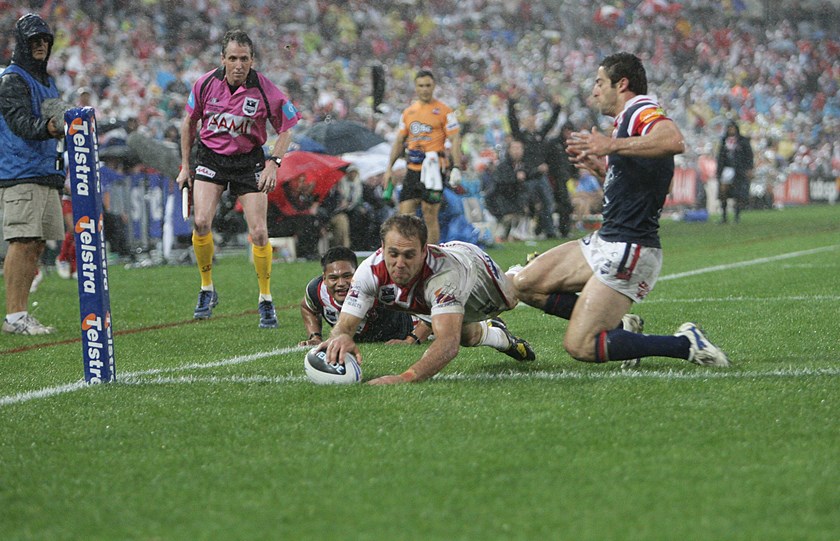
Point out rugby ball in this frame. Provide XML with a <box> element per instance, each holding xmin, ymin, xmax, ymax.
<box><xmin>304</xmin><ymin>347</ymin><xmax>362</xmax><ymax>385</ymax></box>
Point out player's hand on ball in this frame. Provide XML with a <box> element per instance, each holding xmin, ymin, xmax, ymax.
<box><xmin>319</xmin><ymin>334</ymin><xmax>361</xmax><ymax>366</ymax></box>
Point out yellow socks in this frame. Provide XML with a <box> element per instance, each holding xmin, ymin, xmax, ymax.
<box><xmin>192</xmin><ymin>231</ymin><xmax>214</xmax><ymax>288</ymax></box>
<box><xmin>252</xmin><ymin>242</ymin><xmax>272</xmax><ymax>297</ymax></box>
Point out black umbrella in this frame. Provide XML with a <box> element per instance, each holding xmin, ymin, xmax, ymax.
<box><xmin>301</xmin><ymin>120</ymin><xmax>386</xmax><ymax>155</ymax></box>
<box><xmin>126</xmin><ymin>132</ymin><xmax>180</xmax><ymax>178</ymax></box>
<box><xmin>98</xmin><ymin>143</ymin><xmax>140</xmax><ymax>166</ymax></box>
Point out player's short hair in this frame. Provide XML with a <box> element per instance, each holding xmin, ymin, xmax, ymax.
<box><xmin>600</xmin><ymin>52</ymin><xmax>647</xmax><ymax>95</ymax></box>
<box><xmin>380</xmin><ymin>214</ymin><xmax>428</xmax><ymax>247</ymax></box>
<box><xmin>415</xmin><ymin>69</ymin><xmax>435</xmax><ymax>81</ymax></box>
<box><xmin>221</xmin><ymin>29</ymin><xmax>254</xmax><ymax>58</ymax></box>
<box><xmin>321</xmin><ymin>246</ymin><xmax>357</xmax><ymax>271</ymax></box>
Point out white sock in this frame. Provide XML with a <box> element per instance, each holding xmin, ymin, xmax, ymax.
<box><xmin>5</xmin><ymin>311</ymin><xmax>26</xmax><ymax>324</ymax></box>
<box><xmin>477</xmin><ymin>320</ymin><xmax>511</xmax><ymax>350</ymax></box>
<box><xmin>201</xmin><ymin>284</ymin><xmax>214</xmax><ymax>292</ymax></box>
<box><xmin>259</xmin><ymin>293</ymin><xmax>273</xmax><ymax>303</ymax></box>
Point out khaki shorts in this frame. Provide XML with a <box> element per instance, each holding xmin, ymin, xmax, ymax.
<box><xmin>579</xmin><ymin>231</ymin><xmax>662</xmax><ymax>302</ymax></box>
<box><xmin>1</xmin><ymin>183</ymin><xmax>64</xmax><ymax>241</ymax></box>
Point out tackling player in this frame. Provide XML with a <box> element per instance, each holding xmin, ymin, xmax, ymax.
<box><xmin>512</xmin><ymin>52</ymin><xmax>730</xmax><ymax>367</ymax></box>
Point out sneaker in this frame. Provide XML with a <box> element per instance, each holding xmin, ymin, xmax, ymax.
<box><xmin>56</xmin><ymin>258</ymin><xmax>72</xmax><ymax>279</ymax></box>
<box><xmin>525</xmin><ymin>251</ymin><xmax>540</xmax><ymax>265</ymax></box>
<box><xmin>2</xmin><ymin>314</ymin><xmax>56</xmax><ymax>335</ymax></box>
<box><xmin>194</xmin><ymin>289</ymin><xmax>219</xmax><ymax>320</ymax></box>
<box><xmin>489</xmin><ymin>317</ymin><xmax>536</xmax><ymax>362</ymax></box>
<box><xmin>620</xmin><ymin>314</ymin><xmax>645</xmax><ymax>369</ymax></box>
<box><xmin>675</xmin><ymin>323</ymin><xmax>730</xmax><ymax>367</ymax></box>
<box><xmin>29</xmin><ymin>267</ymin><xmax>44</xmax><ymax>293</ymax></box>
<box><xmin>258</xmin><ymin>300</ymin><xmax>278</xmax><ymax>329</ymax></box>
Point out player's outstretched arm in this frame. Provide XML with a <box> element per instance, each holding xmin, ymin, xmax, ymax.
<box><xmin>369</xmin><ymin>313</ymin><xmax>462</xmax><ymax>385</ymax></box>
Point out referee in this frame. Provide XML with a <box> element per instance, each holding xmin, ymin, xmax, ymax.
<box><xmin>176</xmin><ymin>29</ymin><xmax>301</xmax><ymax>327</ymax></box>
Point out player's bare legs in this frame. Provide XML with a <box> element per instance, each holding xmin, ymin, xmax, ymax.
<box><xmin>564</xmin><ymin>279</ymin><xmax>632</xmax><ymax>361</ymax></box>
<box><xmin>192</xmin><ymin>181</ymin><xmax>225</xmax><ymax>236</ymax></box>
<box><xmin>512</xmin><ymin>241</ymin><xmax>591</xmax><ymax>308</ymax></box>
<box><xmin>238</xmin><ymin>191</ymin><xmax>269</xmax><ymax>247</ymax></box>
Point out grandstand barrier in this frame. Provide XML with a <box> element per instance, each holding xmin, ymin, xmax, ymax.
<box><xmin>665</xmin><ymin>166</ymin><xmax>837</xmax><ymax>210</ymax></box>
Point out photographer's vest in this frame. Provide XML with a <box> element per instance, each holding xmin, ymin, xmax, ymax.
<box><xmin>0</xmin><ymin>64</ymin><xmax>62</xmax><ymax>184</ymax></box>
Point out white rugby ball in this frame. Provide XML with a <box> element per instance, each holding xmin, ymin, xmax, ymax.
<box><xmin>304</xmin><ymin>347</ymin><xmax>362</xmax><ymax>385</ymax></box>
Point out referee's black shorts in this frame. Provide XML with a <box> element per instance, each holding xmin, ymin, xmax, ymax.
<box><xmin>398</xmin><ymin>168</ymin><xmax>442</xmax><ymax>204</ymax></box>
<box><xmin>193</xmin><ymin>141</ymin><xmax>265</xmax><ymax>197</ymax></box>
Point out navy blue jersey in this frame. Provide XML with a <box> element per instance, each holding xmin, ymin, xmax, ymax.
<box><xmin>304</xmin><ymin>276</ymin><xmax>414</xmax><ymax>343</ymax></box>
<box><xmin>599</xmin><ymin>95</ymin><xmax>675</xmax><ymax>248</ymax></box>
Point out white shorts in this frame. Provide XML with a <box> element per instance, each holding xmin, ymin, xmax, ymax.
<box><xmin>430</xmin><ymin>241</ymin><xmax>517</xmax><ymax>323</ymax></box>
<box><xmin>579</xmin><ymin>232</ymin><xmax>662</xmax><ymax>302</ymax></box>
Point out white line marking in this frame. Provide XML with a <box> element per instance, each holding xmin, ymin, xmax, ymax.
<box><xmin>645</xmin><ymin>294</ymin><xmax>840</xmax><ymax>304</ymax></box>
<box><xmin>4</xmin><ymin>245</ymin><xmax>838</xmax><ymax>407</ymax></box>
<box><xmin>126</xmin><ymin>346</ymin><xmax>307</xmax><ymax>377</ymax></box>
<box><xmin>0</xmin><ymin>381</ymin><xmax>88</xmax><ymax>407</ymax></box>
<box><xmin>658</xmin><ymin>245</ymin><xmax>839</xmax><ymax>281</ymax></box>
<box><xmin>0</xmin><ymin>346</ymin><xmax>306</xmax><ymax>407</ymax></box>
<box><xmin>4</xmin><ymin>366</ymin><xmax>838</xmax><ymax>406</ymax></box>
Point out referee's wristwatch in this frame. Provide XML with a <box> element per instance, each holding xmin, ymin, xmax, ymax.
<box><xmin>267</xmin><ymin>155</ymin><xmax>282</xmax><ymax>167</ymax></box>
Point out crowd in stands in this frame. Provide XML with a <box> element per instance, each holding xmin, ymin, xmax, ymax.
<box><xmin>2</xmin><ymin>0</ymin><xmax>838</xmax><ymax>251</ymax></box>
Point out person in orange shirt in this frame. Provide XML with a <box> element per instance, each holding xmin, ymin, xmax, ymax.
<box><xmin>383</xmin><ymin>70</ymin><xmax>462</xmax><ymax>245</ymax></box>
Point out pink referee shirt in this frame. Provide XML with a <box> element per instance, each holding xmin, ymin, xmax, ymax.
<box><xmin>186</xmin><ymin>68</ymin><xmax>301</xmax><ymax>156</ymax></box>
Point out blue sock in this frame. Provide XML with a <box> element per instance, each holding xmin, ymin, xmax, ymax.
<box><xmin>596</xmin><ymin>329</ymin><xmax>691</xmax><ymax>362</ymax></box>
<box><xmin>543</xmin><ymin>293</ymin><xmax>578</xmax><ymax>320</ymax></box>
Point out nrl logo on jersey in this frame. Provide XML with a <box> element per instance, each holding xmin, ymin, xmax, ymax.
<box><xmin>243</xmin><ymin>97</ymin><xmax>259</xmax><ymax>116</ymax></box>
<box><xmin>380</xmin><ymin>285</ymin><xmax>396</xmax><ymax>303</ymax></box>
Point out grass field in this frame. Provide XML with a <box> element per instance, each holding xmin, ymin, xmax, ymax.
<box><xmin>1</xmin><ymin>204</ymin><xmax>839</xmax><ymax>541</ymax></box>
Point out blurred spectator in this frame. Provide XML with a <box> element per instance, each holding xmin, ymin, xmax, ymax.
<box><xmin>716</xmin><ymin>120</ymin><xmax>754</xmax><ymax>224</ymax></box>
<box><xmin>569</xmin><ymin>172</ymin><xmax>604</xmax><ymax>230</ymax></box>
<box><xmin>545</xmin><ymin>121</ymin><xmax>577</xmax><ymax>238</ymax></box>
<box><xmin>320</xmin><ymin>166</ymin><xmax>363</xmax><ymax>249</ymax></box>
<box><xmin>507</xmin><ymin>93</ymin><xmax>561</xmax><ymax>238</ymax></box>
<box><xmin>99</xmin><ymin>156</ymin><xmax>133</xmax><ymax>260</ymax></box>
<box><xmin>266</xmin><ymin>174</ymin><xmax>322</xmax><ymax>260</ymax></box>
<box><xmin>3</xmin><ymin>1</ymin><xmax>835</xmax><ymax>250</ymax></box>
<box><xmin>486</xmin><ymin>140</ymin><xmax>530</xmax><ymax>241</ymax></box>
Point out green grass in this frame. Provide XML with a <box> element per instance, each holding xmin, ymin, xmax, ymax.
<box><xmin>2</xmin><ymin>205</ymin><xmax>839</xmax><ymax>540</ymax></box>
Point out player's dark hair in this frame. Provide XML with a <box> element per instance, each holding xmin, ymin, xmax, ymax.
<box><xmin>321</xmin><ymin>246</ymin><xmax>358</xmax><ymax>271</ymax></box>
<box><xmin>221</xmin><ymin>29</ymin><xmax>254</xmax><ymax>58</ymax></box>
<box><xmin>415</xmin><ymin>69</ymin><xmax>435</xmax><ymax>81</ymax></box>
<box><xmin>601</xmin><ymin>52</ymin><xmax>647</xmax><ymax>95</ymax></box>
<box><xmin>380</xmin><ymin>214</ymin><xmax>428</xmax><ymax>247</ymax></box>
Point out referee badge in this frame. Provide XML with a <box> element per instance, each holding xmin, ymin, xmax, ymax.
<box><xmin>243</xmin><ymin>97</ymin><xmax>259</xmax><ymax>116</ymax></box>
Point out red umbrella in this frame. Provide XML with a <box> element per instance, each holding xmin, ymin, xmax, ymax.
<box><xmin>275</xmin><ymin>150</ymin><xmax>351</xmax><ymax>199</ymax></box>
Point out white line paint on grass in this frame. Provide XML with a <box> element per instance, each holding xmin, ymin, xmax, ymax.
<box><xmin>0</xmin><ymin>380</ymin><xmax>88</xmax><ymax>407</ymax></box>
<box><xmin>645</xmin><ymin>294</ymin><xmax>840</xmax><ymax>304</ymax></box>
<box><xmin>115</xmin><ymin>366</ymin><xmax>840</xmax><ymax>387</ymax></box>
<box><xmin>658</xmin><ymin>245</ymin><xmax>839</xmax><ymax>282</ymax></box>
<box><xmin>0</xmin><ymin>346</ymin><xmax>306</xmax><ymax>407</ymax></box>
<box><xmin>4</xmin><ymin>244</ymin><xmax>838</xmax><ymax>407</ymax></box>
<box><xmin>4</xmin><ymin>357</ymin><xmax>838</xmax><ymax>407</ymax></box>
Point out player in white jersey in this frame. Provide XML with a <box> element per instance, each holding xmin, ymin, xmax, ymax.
<box><xmin>318</xmin><ymin>214</ymin><xmax>535</xmax><ymax>384</ymax></box>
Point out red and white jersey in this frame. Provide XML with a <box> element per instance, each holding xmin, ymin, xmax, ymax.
<box><xmin>343</xmin><ymin>241</ymin><xmax>516</xmax><ymax>324</ymax></box>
